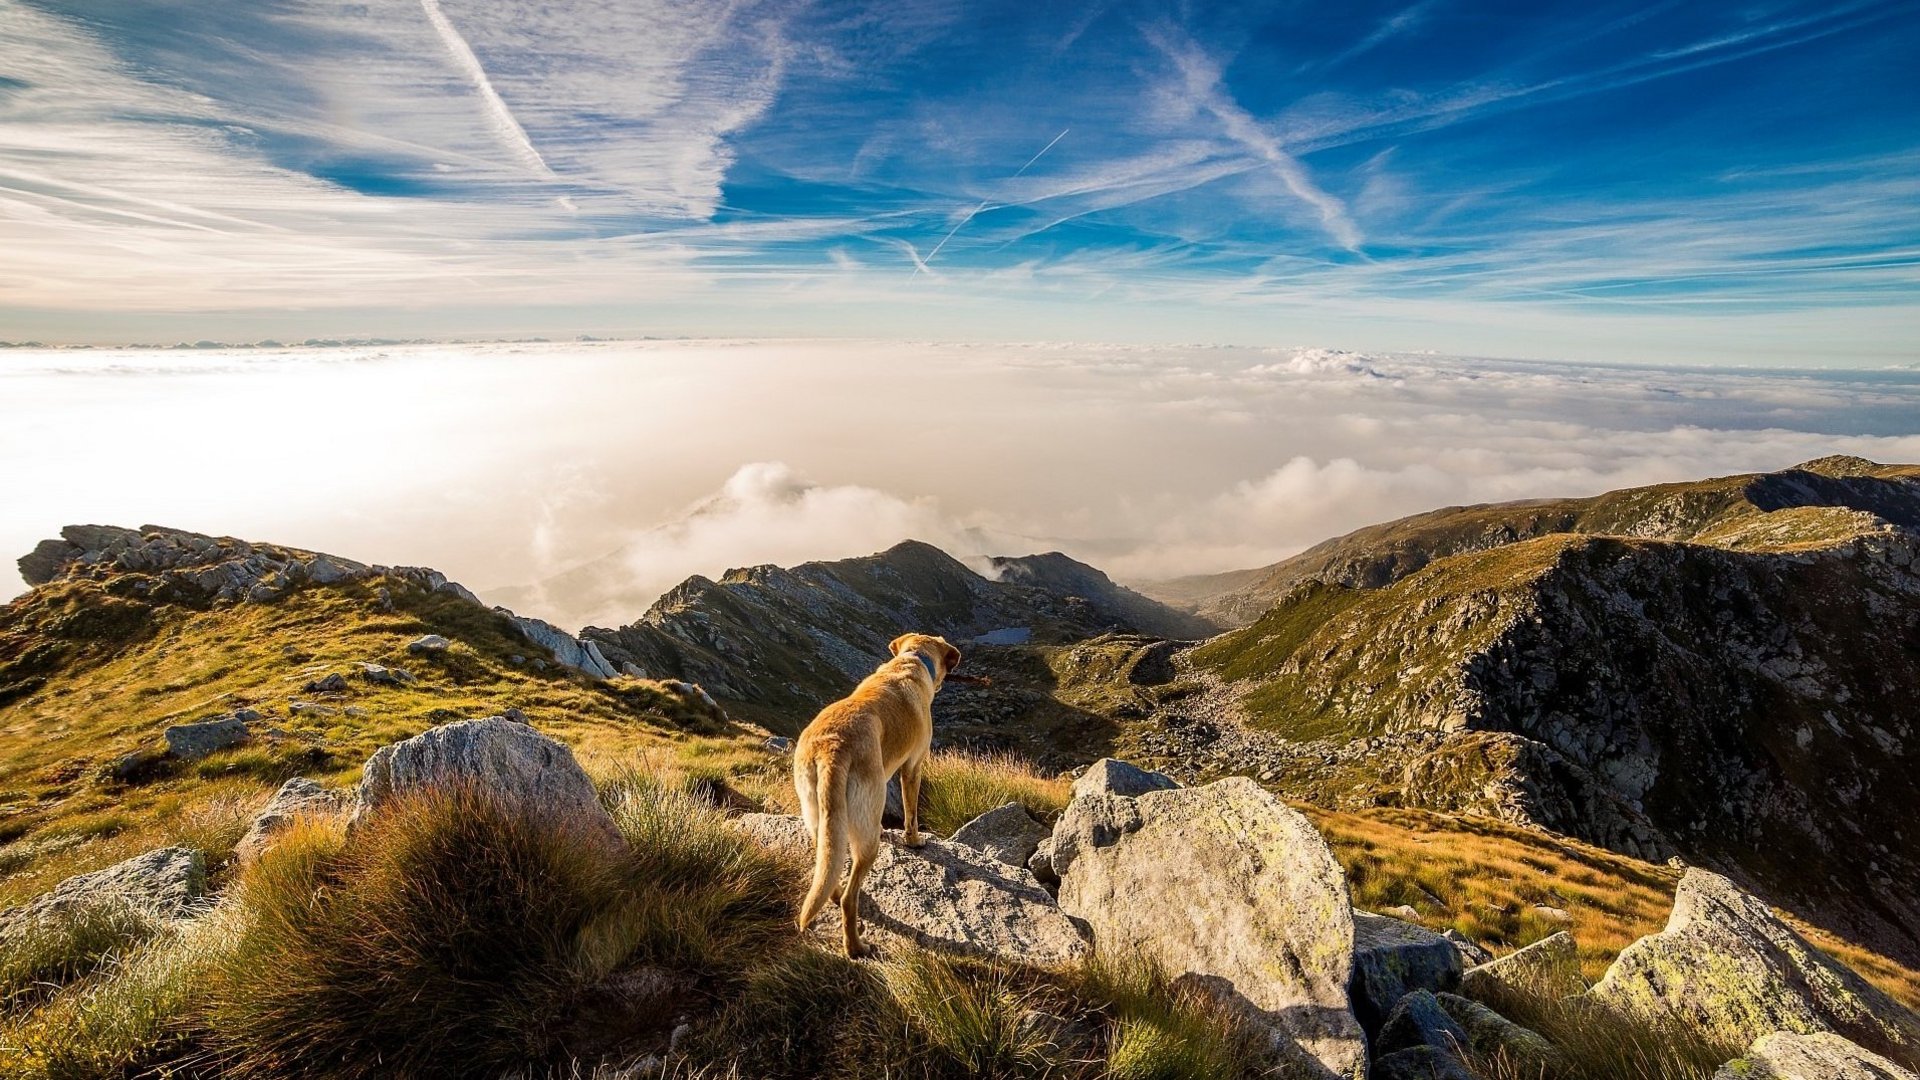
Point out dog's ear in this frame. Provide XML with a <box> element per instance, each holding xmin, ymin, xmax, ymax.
<box><xmin>888</xmin><ymin>634</ymin><xmax>915</xmax><ymax>656</ymax></box>
<box><xmin>941</xmin><ymin>641</ymin><xmax>962</xmax><ymax>674</ymax></box>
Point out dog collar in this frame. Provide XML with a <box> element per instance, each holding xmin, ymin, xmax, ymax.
<box><xmin>914</xmin><ymin>651</ymin><xmax>940</xmax><ymax>683</ymax></box>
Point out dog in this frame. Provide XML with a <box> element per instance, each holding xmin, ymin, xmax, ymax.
<box><xmin>793</xmin><ymin>632</ymin><xmax>961</xmax><ymax>957</ymax></box>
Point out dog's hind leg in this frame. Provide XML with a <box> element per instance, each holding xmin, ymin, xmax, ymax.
<box><xmin>899</xmin><ymin>754</ymin><xmax>927</xmax><ymax>847</ymax></box>
<box><xmin>841</xmin><ymin>824</ymin><xmax>879</xmax><ymax>958</ymax></box>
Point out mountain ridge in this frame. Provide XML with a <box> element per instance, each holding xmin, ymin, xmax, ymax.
<box><xmin>1175</xmin><ymin>457</ymin><xmax>1920</xmax><ymax>967</ymax></box>
<box><xmin>1142</xmin><ymin>455</ymin><xmax>1920</xmax><ymax>626</ymax></box>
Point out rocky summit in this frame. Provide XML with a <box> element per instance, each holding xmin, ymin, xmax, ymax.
<box><xmin>580</xmin><ymin>539</ymin><xmax>1211</xmax><ymax>728</ymax></box>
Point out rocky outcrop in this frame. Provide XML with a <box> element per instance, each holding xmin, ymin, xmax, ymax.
<box><xmin>1350</xmin><ymin>910</ymin><xmax>1463</xmax><ymax>1032</ymax></box>
<box><xmin>1046</xmin><ymin>776</ymin><xmax>1364</xmax><ymax>1079</ymax></box>
<box><xmin>498</xmin><ymin>611</ymin><xmax>619</xmax><ymax>680</ymax></box>
<box><xmin>353</xmin><ymin>717</ymin><xmax>617</xmax><ymax>840</ymax></box>
<box><xmin>1714</xmin><ymin>1031</ymin><xmax>1919</xmax><ymax>1079</ymax></box>
<box><xmin>1587</xmin><ymin>870</ymin><xmax>1920</xmax><ymax>1062</ymax></box>
<box><xmin>164</xmin><ymin>714</ymin><xmax>250</xmax><ymax>759</ymax></box>
<box><xmin>1071</xmin><ymin>758</ymin><xmax>1178</xmax><ymax>800</ymax></box>
<box><xmin>1458</xmin><ymin>930</ymin><xmax>1584</xmax><ymax>1002</ymax></box>
<box><xmin>985</xmin><ymin>551</ymin><xmax>1217</xmax><ymax>640</ymax></box>
<box><xmin>235</xmin><ymin>777</ymin><xmax>348</xmax><ymax>863</ymax></box>
<box><xmin>0</xmin><ymin>847</ymin><xmax>205</xmax><ymax>936</ymax></box>
<box><xmin>15</xmin><ymin>525</ymin><xmax>616</xmax><ymax>682</ymax></box>
<box><xmin>732</xmin><ymin>814</ymin><xmax>1088</xmax><ymax>966</ymax></box>
<box><xmin>948</xmin><ymin>803</ymin><xmax>1050</xmax><ymax>868</ymax></box>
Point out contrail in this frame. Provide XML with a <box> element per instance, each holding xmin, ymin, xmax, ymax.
<box><xmin>914</xmin><ymin>128</ymin><xmax>1068</xmax><ymax>276</ymax></box>
<box><xmin>420</xmin><ymin>0</ymin><xmax>556</xmax><ymax>178</ymax></box>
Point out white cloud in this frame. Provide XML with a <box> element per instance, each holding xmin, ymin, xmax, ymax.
<box><xmin>5</xmin><ymin>341</ymin><xmax>1920</xmax><ymax>629</ymax></box>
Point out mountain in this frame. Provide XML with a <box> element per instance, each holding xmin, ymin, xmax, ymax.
<box><xmin>1144</xmin><ymin>455</ymin><xmax>1920</xmax><ymax>626</ymax></box>
<box><xmin>1174</xmin><ymin>457</ymin><xmax>1920</xmax><ymax>966</ymax></box>
<box><xmin>581</xmin><ymin>541</ymin><xmax>1214</xmax><ymax>730</ymax></box>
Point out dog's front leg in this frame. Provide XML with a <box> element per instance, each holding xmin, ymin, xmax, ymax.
<box><xmin>900</xmin><ymin>757</ymin><xmax>926</xmax><ymax>847</ymax></box>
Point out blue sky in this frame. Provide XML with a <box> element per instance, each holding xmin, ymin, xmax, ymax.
<box><xmin>2</xmin><ymin>0</ymin><xmax>1917</xmax><ymax>362</ymax></box>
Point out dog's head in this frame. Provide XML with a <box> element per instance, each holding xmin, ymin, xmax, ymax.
<box><xmin>889</xmin><ymin>633</ymin><xmax>962</xmax><ymax>682</ymax></box>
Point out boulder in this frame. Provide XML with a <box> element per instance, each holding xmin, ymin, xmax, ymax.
<box><xmin>1376</xmin><ymin>990</ymin><xmax>1469</xmax><ymax>1057</ymax></box>
<box><xmin>356</xmin><ymin>662</ymin><xmax>416</xmax><ymax>686</ymax></box>
<box><xmin>1070</xmin><ymin>758</ymin><xmax>1178</xmax><ymax>800</ymax></box>
<box><xmin>164</xmin><ymin>715</ymin><xmax>249</xmax><ymax>759</ymax></box>
<box><xmin>733</xmin><ymin>814</ymin><xmax>1089</xmax><ymax>967</ymax></box>
<box><xmin>1459</xmin><ymin>930</ymin><xmax>1584</xmax><ymax>1002</ymax></box>
<box><xmin>1350</xmin><ymin>910</ymin><xmax>1464</xmax><ymax>1032</ymax></box>
<box><xmin>1047</xmin><ymin>776</ymin><xmax>1364</xmax><ymax>1079</ymax></box>
<box><xmin>1586</xmin><ymin>870</ymin><xmax>1920</xmax><ymax>1060</ymax></box>
<box><xmin>407</xmin><ymin>634</ymin><xmax>451</xmax><ymax>654</ymax></box>
<box><xmin>1434</xmin><ymin>993</ymin><xmax>1561</xmax><ymax>1074</ymax></box>
<box><xmin>234</xmin><ymin>778</ymin><xmax>348</xmax><ymax>862</ymax></box>
<box><xmin>303</xmin><ymin>672</ymin><xmax>348</xmax><ymax>694</ymax></box>
<box><xmin>949</xmin><ymin>803</ymin><xmax>1050</xmax><ymax>868</ymax></box>
<box><xmin>353</xmin><ymin>717</ymin><xmax>617</xmax><ymax>840</ymax></box>
<box><xmin>1713</xmin><ymin>1032</ymin><xmax>1918</xmax><ymax>1080</ymax></box>
<box><xmin>0</xmin><ymin>847</ymin><xmax>205</xmax><ymax>937</ymax></box>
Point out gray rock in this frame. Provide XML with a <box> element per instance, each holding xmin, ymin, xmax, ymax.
<box><xmin>1442</xmin><ymin>929</ymin><xmax>1495</xmax><ymax>968</ymax></box>
<box><xmin>1351</xmin><ymin>910</ymin><xmax>1464</xmax><ymax>1032</ymax></box>
<box><xmin>949</xmin><ymin>803</ymin><xmax>1052</xmax><ymax>868</ymax></box>
<box><xmin>499</xmin><ymin>611</ymin><xmax>619</xmax><ymax>680</ymax></box>
<box><xmin>303</xmin><ymin>672</ymin><xmax>348</xmax><ymax>694</ymax></box>
<box><xmin>407</xmin><ymin>634</ymin><xmax>451</xmax><ymax>654</ymax></box>
<box><xmin>1714</xmin><ymin>1031</ymin><xmax>1919</xmax><ymax>1080</ymax></box>
<box><xmin>353</xmin><ymin>717</ymin><xmax>617</xmax><ymax>840</ymax></box>
<box><xmin>235</xmin><ymin>778</ymin><xmax>348</xmax><ymax>863</ymax></box>
<box><xmin>1586</xmin><ymin>870</ymin><xmax>1920</xmax><ymax>1060</ymax></box>
<box><xmin>432</xmin><ymin>579</ymin><xmax>484</xmax><ymax>606</ymax></box>
<box><xmin>1377</xmin><ymin>990</ymin><xmax>1469</xmax><ymax>1057</ymax></box>
<box><xmin>1027</xmin><ymin>838</ymin><xmax>1058</xmax><ymax>887</ymax></box>
<box><xmin>1070</xmin><ymin>758</ymin><xmax>1178</xmax><ymax>800</ymax></box>
<box><xmin>762</xmin><ymin>736</ymin><xmax>793</xmax><ymax>754</ymax></box>
<box><xmin>0</xmin><ymin>847</ymin><xmax>205</xmax><ymax>937</ymax></box>
<box><xmin>733</xmin><ymin>814</ymin><xmax>1089</xmax><ymax>966</ymax></box>
<box><xmin>164</xmin><ymin>715</ymin><xmax>249</xmax><ymax>759</ymax></box>
<box><xmin>1459</xmin><ymin>930</ymin><xmax>1584</xmax><ymax>1002</ymax></box>
<box><xmin>1047</xmin><ymin>776</ymin><xmax>1364</xmax><ymax>1079</ymax></box>
<box><xmin>1434</xmin><ymin>993</ymin><xmax>1562</xmax><ymax>1074</ymax></box>
<box><xmin>303</xmin><ymin>553</ymin><xmax>367</xmax><ymax>584</ymax></box>
<box><xmin>356</xmin><ymin>662</ymin><xmax>416</xmax><ymax>686</ymax></box>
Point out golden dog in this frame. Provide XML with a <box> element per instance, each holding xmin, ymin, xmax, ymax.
<box><xmin>794</xmin><ymin>632</ymin><xmax>961</xmax><ymax>957</ymax></box>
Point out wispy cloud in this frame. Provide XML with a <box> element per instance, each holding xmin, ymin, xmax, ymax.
<box><xmin>417</xmin><ymin>0</ymin><xmax>556</xmax><ymax>178</ymax></box>
<box><xmin>1144</xmin><ymin>25</ymin><xmax>1364</xmax><ymax>251</ymax></box>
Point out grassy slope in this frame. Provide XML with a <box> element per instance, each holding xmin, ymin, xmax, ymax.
<box><xmin>0</xmin><ymin>575</ymin><xmax>769</xmax><ymax>908</ymax></box>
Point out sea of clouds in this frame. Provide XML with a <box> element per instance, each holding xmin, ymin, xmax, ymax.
<box><xmin>4</xmin><ymin>339</ymin><xmax>1918</xmax><ymax>629</ymax></box>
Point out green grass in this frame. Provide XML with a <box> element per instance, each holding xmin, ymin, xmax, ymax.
<box><xmin>0</xmin><ymin>573</ymin><xmax>769</xmax><ymax>909</ymax></box>
<box><xmin>919</xmin><ymin>752</ymin><xmax>1071</xmax><ymax>836</ymax></box>
<box><xmin>0</xmin><ymin>900</ymin><xmax>159</xmax><ymax>1010</ymax></box>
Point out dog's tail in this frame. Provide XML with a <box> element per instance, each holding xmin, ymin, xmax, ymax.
<box><xmin>798</xmin><ymin>755</ymin><xmax>849</xmax><ymax>932</ymax></box>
